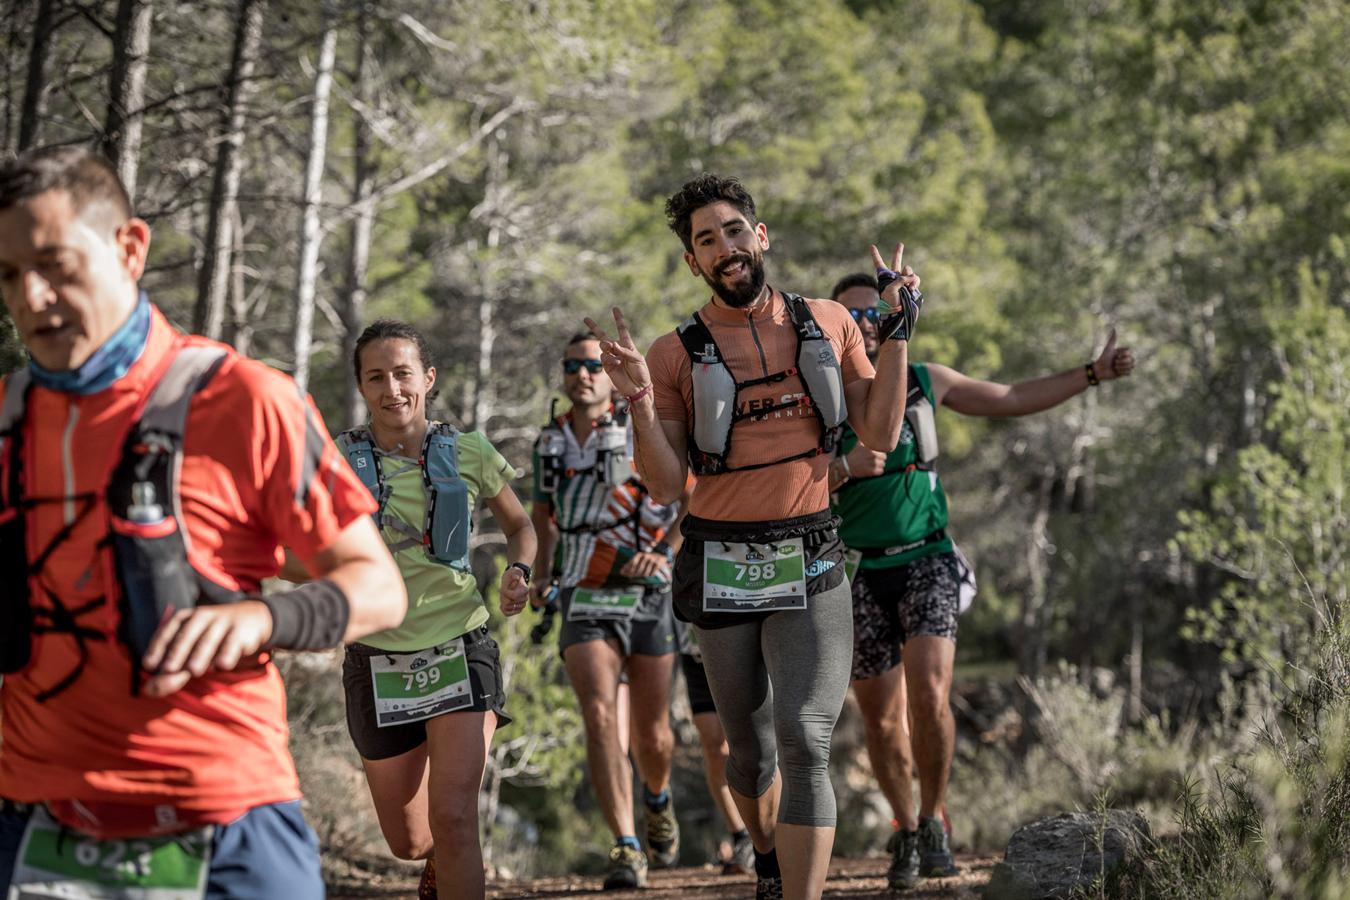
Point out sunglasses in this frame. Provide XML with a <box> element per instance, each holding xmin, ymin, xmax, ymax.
<box><xmin>563</xmin><ymin>358</ymin><xmax>605</xmax><ymax>375</ymax></box>
<box><xmin>848</xmin><ymin>307</ymin><xmax>882</xmax><ymax>325</ymax></box>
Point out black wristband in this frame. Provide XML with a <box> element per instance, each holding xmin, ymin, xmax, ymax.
<box><xmin>1085</xmin><ymin>362</ymin><xmax>1100</xmax><ymax>387</ymax></box>
<box><xmin>260</xmin><ymin>578</ymin><xmax>351</xmax><ymax>650</ymax></box>
<box><xmin>653</xmin><ymin>540</ymin><xmax>674</xmax><ymax>561</ymax></box>
<box><xmin>508</xmin><ymin>562</ymin><xmax>532</xmax><ymax>584</ymax></box>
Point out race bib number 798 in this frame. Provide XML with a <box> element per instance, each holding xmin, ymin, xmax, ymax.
<box><xmin>703</xmin><ymin>538</ymin><xmax>807</xmax><ymax>613</ymax></box>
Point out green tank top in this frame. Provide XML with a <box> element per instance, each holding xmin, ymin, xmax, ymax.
<box><xmin>832</xmin><ymin>363</ymin><xmax>953</xmax><ymax>569</ymax></box>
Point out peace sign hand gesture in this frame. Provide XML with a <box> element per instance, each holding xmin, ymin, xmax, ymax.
<box><xmin>871</xmin><ymin>242</ymin><xmax>923</xmax><ymax>342</ymax></box>
<box><xmin>584</xmin><ymin>307</ymin><xmax>652</xmax><ymax>400</ymax></box>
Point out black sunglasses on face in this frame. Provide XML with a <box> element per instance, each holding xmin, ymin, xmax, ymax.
<box><xmin>848</xmin><ymin>307</ymin><xmax>882</xmax><ymax>325</ymax></box>
<box><xmin>563</xmin><ymin>358</ymin><xmax>605</xmax><ymax>375</ymax></box>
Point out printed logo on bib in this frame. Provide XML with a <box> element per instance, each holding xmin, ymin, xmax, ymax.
<box><xmin>370</xmin><ymin>638</ymin><xmax>473</xmax><ymax>728</ymax></box>
<box><xmin>9</xmin><ymin>807</ymin><xmax>211</xmax><ymax>900</ymax></box>
<box><xmin>703</xmin><ymin>539</ymin><xmax>807</xmax><ymax>613</ymax></box>
<box><xmin>567</xmin><ymin>587</ymin><xmax>642</xmax><ymax>622</ymax></box>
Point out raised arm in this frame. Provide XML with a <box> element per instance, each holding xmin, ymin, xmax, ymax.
<box><xmin>843</xmin><ymin>243</ymin><xmax>921</xmax><ymax>451</ymax></box>
<box><xmin>932</xmin><ymin>329</ymin><xmax>1135</xmax><ymax>417</ymax></box>
<box><xmin>587</xmin><ymin>308</ymin><xmax>689</xmax><ymax>504</ymax></box>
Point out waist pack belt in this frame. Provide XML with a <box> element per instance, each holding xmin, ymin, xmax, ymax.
<box><xmin>857</xmin><ymin>528</ymin><xmax>947</xmax><ymax>559</ymax></box>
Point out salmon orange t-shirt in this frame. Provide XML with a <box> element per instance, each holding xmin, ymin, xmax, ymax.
<box><xmin>646</xmin><ymin>289</ymin><xmax>873</xmax><ymax>522</ymax></box>
<box><xmin>0</xmin><ymin>306</ymin><xmax>376</xmax><ymax>825</ymax></box>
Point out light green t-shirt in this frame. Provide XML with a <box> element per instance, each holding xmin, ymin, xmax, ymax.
<box><xmin>360</xmin><ymin>430</ymin><xmax>515</xmax><ymax>652</ymax></box>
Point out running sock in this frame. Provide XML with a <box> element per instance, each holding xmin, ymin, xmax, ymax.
<box><xmin>753</xmin><ymin>847</ymin><xmax>781</xmax><ymax>878</ymax></box>
<box><xmin>642</xmin><ymin>786</ymin><xmax>670</xmax><ymax>811</ymax></box>
<box><xmin>616</xmin><ymin>835</ymin><xmax>641</xmax><ymax>851</ymax></box>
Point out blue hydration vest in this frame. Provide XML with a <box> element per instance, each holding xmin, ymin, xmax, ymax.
<box><xmin>338</xmin><ymin>422</ymin><xmax>472</xmax><ymax>570</ymax></box>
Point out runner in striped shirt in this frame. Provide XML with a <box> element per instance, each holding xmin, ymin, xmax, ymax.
<box><xmin>529</xmin><ymin>333</ymin><xmax>691</xmax><ymax>890</ymax></box>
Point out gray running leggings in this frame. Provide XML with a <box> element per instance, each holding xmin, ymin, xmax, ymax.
<box><xmin>693</xmin><ymin>576</ymin><xmax>854</xmax><ymax>827</ymax></box>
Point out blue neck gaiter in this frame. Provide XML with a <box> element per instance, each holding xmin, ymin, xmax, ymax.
<box><xmin>28</xmin><ymin>293</ymin><xmax>153</xmax><ymax>396</ymax></box>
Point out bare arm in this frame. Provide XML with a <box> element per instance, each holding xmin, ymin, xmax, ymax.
<box><xmin>142</xmin><ymin>515</ymin><xmax>406</xmax><ymax>697</ymax></box>
<box><xmin>842</xmin><ymin>243</ymin><xmax>919</xmax><ymax>451</ymax></box>
<box><xmin>528</xmin><ymin>500</ymin><xmax>559</xmax><ymax>606</ymax></box>
<box><xmin>932</xmin><ymin>330</ymin><xmax>1135</xmax><ymax>417</ymax></box>
<box><xmin>485</xmin><ymin>483</ymin><xmax>537</xmax><ymax>616</ymax></box>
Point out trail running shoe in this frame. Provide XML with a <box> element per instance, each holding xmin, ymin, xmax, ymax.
<box><xmin>917</xmin><ymin>815</ymin><xmax>959</xmax><ymax>878</ymax></box>
<box><xmin>603</xmin><ymin>843</ymin><xmax>649</xmax><ymax>890</ymax></box>
<box><xmin>724</xmin><ymin>831</ymin><xmax>755</xmax><ymax>876</ymax></box>
<box><xmin>645</xmin><ymin>797</ymin><xmax>680</xmax><ymax>868</ymax></box>
<box><xmin>417</xmin><ymin>858</ymin><xmax>437</xmax><ymax>899</ymax></box>
<box><xmin>885</xmin><ymin>828</ymin><xmax>921</xmax><ymax>890</ymax></box>
<box><xmin>755</xmin><ymin>875</ymin><xmax>784</xmax><ymax>900</ymax></box>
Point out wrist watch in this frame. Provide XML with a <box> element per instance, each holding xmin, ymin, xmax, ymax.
<box><xmin>508</xmin><ymin>562</ymin><xmax>532</xmax><ymax>584</ymax></box>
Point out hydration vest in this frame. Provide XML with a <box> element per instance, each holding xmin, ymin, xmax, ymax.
<box><xmin>838</xmin><ymin>365</ymin><xmax>939</xmax><ymax>495</ymax></box>
<box><xmin>676</xmin><ymin>293</ymin><xmax>847</xmax><ymax>475</ymax></box>
<box><xmin>0</xmin><ymin>342</ymin><xmax>243</xmax><ymax>700</ymax></box>
<box><xmin>534</xmin><ymin>402</ymin><xmax>644</xmax><ymax>542</ymax></box>
<box><xmin>337</xmin><ymin>422</ymin><xmax>472</xmax><ymax>570</ymax></box>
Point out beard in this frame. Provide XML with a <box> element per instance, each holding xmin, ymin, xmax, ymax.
<box><xmin>702</xmin><ymin>251</ymin><xmax>767</xmax><ymax>308</ymax></box>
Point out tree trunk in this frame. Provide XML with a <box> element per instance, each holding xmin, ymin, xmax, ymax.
<box><xmin>3</xmin><ymin>0</ymin><xmax>29</xmax><ymax>153</ymax></box>
<box><xmin>471</xmin><ymin>138</ymin><xmax>507</xmax><ymax>431</ymax></box>
<box><xmin>225</xmin><ymin>204</ymin><xmax>252</xmax><ymax>355</ymax></box>
<box><xmin>102</xmin><ymin>0</ymin><xmax>154</xmax><ymax>200</ymax></box>
<box><xmin>1015</xmin><ymin>465</ymin><xmax>1055</xmax><ymax>750</ymax></box>
<box><xmin>192</xmin><ymin>0</ymin><xmax>266</xmax><ymax>339</ymax></box>
<box><xmin>291</xmin><ymin>4</ymin><xmax>338</xmax><ymax>394</ymax></box>
<box><xmin>341</xmin><ymin>1</ymin><xmax>375</xmax><ymax>429</ymax></box>
<box><xmin>18</xmin><ymin>0</ymin><xmax>59</xmax><ymax>151</ymax></box>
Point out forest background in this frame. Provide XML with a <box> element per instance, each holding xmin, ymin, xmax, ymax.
<box><xmin>1</xmin><ymin>0</ymin><xmax>1346</xmax><ymax>894</ymax></box>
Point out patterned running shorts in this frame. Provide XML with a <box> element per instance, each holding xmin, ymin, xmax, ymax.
<box><xmin>850</xmin><ymin>551</ymin><xmax>960</xmax><ymax>681</ymax></box>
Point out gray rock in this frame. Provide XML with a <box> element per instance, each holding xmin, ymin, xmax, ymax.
<box><xmin>984</xmin><ymin>810</ymin><xmax>1151</xmax><ymax>899</ymax></box>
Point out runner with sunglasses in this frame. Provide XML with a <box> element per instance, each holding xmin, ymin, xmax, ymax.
<box><xmin>529</xmin><ymin>333</ymin><xmax>691</xmax><ymax>889</ymax></box>
<box><xmin>587</xmin><ymin>173</ymin><xmax>924</xmax><ymax>900</ymax></box>
<box><xmin>828</xmin><ymin>272</ymin><xmax>1134</xmax><ymax>890</ymax></box>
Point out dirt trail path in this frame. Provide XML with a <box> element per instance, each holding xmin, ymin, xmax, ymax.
<box><xmin>330</xmin><ymin>853</ymin><xmax>1000</xmax><ymax>898</ymax></box>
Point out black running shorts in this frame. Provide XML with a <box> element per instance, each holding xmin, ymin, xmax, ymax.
<box><xmin>342</xmin><ymin>625</ymin><xmax>511</xmax><ymax>761</ymax></box>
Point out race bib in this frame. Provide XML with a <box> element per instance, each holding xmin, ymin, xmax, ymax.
<box><xmin>703</xmin><ymin>539</ymin><xmax>807</xmax><ymax>613</ymax></box>
<box><xmin>8</xmin><ymin>807</ymin><xmax>211</xmax><ymax>900</ymax></box>
<box><xmin>567</xmin><ymin>587</ymin><xmax>642</xmax><ymax>622</ymax></box>
<box><xmin>369</xmin><ymin>639</ymin><xmax>473</xmax><ymax>728</ymax></box>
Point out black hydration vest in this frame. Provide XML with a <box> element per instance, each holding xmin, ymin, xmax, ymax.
<box><xmin>0</xmin><ymin>343</ymin><xmax>242</xmax><ymax>700</ymax></box>
<box><xmin>676</xmin><ymin>293</ymin><xmax>848</xmax><ymax>475</ymax></box>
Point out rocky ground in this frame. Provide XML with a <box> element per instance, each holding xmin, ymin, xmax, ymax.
<box><xmin>329</xmin><ymin>853</ymin><xmax>1000</xmax><ymax>899</ymax></box>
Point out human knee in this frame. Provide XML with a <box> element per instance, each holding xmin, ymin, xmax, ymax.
<box><xmin>634</xmin><ymin>716</ymin><xmax>673</xmax><ymax>757</ymax></box>
<box><xmin>776</xmin><ymin>715</ymin><xmax>832</xmax><ymax>774</ymax></box>
<box><xmin>578</xmin><ymin>696</ymin><xmax>618</xmax><ymax>736</ymax></box>
<box><xmin>428</xmin><ymin>797</ymin><xmax>479</xmax><ymax>847</ymax></box>
<box><xmin>384</xmin><ymin>829</ymin><xmax>433</xmax><ymax>861</ymax></box>
<box><xmin>907</xmin><ymin>671</ymin><xmax>951</xmax><ymax>718</ymax></box>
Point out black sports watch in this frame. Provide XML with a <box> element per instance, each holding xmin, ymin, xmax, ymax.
<box><xmin>508</xmin><ymin>562</ymin><xmax>532</xmax><ymax>584</ymax></box>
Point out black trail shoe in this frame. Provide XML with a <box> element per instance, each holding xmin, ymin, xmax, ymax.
<box><xmin>886</xmin><ymin>828</ymin><xmax>921</xmax><ymax>890</ymax></box>
<box><xmin>917</xmin><ymin>815</ymin><xmax>959</xmax><ymax>878</ymax></box>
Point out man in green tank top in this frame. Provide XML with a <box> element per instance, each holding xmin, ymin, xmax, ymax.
<box><xmin>827</xmin><ymin>273</ymin><xmax>1135</xmax><ymax>890</ymax></box>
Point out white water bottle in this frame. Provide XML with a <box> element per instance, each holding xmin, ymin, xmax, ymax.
<box><xmin>127</xmin><ymin>481</ymin><xmax>165</xmax><ymax>524</ymax></box>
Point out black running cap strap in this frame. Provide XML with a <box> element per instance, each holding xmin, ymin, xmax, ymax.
<box><xmin>855</xmin><ymin>528</ymin><xmax>947</xmax><ymax>559</ymax></box>
<box><xmin>261</xmin><ymin>578</ymin><xmax>351</xmax><ymax>650</ymax></box>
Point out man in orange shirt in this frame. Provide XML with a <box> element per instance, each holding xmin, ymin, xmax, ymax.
<box><xmin>0</xmin><ymin>146</ymin><xmax>405</xmax><ymax>898</ymax></box>
<box><xmin>587</xmin><ymin>173</ymin><xmax>923</xmax><ymax>900</ymax></box>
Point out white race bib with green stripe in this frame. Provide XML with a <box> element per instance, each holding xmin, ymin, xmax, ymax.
<box><xmin>9</xmin><ymin>808</ymin><xmax>212</xmax><ymax>900</ymax></box>
<box><xmin>703</xmin><ymin>539</ymin><xmax>807</xmax><ymax>612</ymax></box>
<box><xmin>369</xmin><ymin>639</ymin><xmax>473</xmax><ymax>727</ymax></box>
<box><xmin>567</xmin><ymin>587</ymin><xmax>642</xmax><ymax>622</ymax></box>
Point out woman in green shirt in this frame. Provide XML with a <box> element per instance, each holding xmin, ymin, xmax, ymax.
<box><xmin>339</xmin><ymin>319</ymin><xmax>535</xmax><ymax>900</ymax></box>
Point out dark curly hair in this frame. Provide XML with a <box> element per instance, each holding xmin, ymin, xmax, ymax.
<box><xmin>664</xmin><ymin>173</ymin><xmax>757</xmax><ymax>252</ymax></box>
<box><xmin>830</xmin><ymin>272</ymin><xmax>879</xmax><ymax>301</ymax></box>
<box><xmin>353</xmin><ymin>319</ymin><xmax>437</xmax><ymax>398</ymax></box>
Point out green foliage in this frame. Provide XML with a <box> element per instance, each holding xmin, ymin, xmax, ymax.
<box><xmin>1176</xmin><ymin>270</ymin><xmax>1348</xmax><ymax>667</ymax></box>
